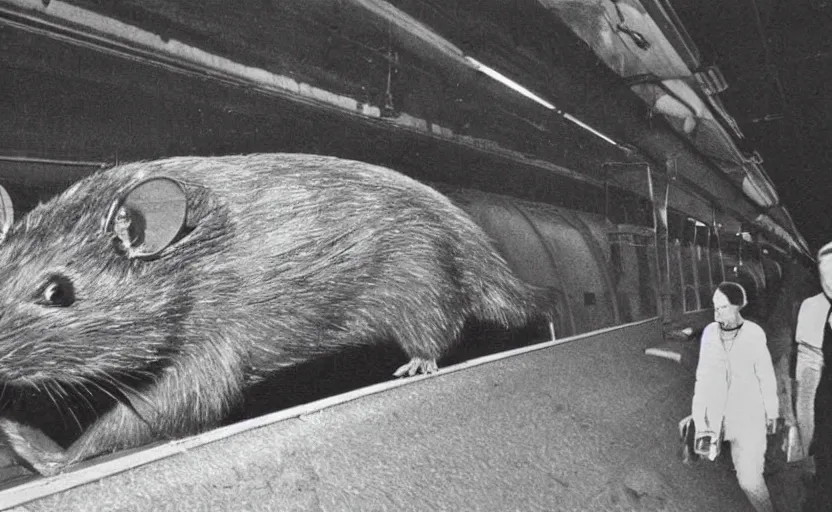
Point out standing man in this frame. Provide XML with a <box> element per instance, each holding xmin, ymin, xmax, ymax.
<box><xmin>796</xmin><ymin>241</ymin><xmax>832</xmax><ymax>510</ymax></box>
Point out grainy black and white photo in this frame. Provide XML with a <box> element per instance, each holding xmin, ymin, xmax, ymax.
<box><xmin>0</xmin><ymin>0</ymin><xmax>829</xmax><ymax>510</ymax></box>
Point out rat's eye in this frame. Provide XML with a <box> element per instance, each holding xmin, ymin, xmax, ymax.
<box><xmin>38</xmin><ymin>274</ymin><xmax>75</xmax><ymax>307</ymax></box>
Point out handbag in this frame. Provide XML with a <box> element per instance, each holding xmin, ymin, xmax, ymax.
<box><xmin>694</xmin><ymin>430</ymin><xmax>722</xmax><ymax>461</ymax></box>
<box><xmin>783</xmin><ymin>424</ymin><xmax>808</xmax><ymax>463</ymax></box>
<box><xmin>679</xmin><ymin>415</ymin><xmax>722</xmax><ymax>463</ymax></box>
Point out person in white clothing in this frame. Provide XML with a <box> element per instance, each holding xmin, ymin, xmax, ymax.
<box><xmin>692</xmin><ymin>281</ymin><xmax>779</xmax><ymax>512</ymax></box>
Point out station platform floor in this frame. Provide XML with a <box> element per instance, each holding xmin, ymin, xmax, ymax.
<box><xmin>1</xmin><ymin>319</ymin><xmax>811</xmax><ymax>511</ymax></box>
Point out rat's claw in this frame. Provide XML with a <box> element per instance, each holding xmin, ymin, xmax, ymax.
<box><xmin>0</xmin><ymin>418</ymin><xmax>69</xmax><ymax>477</ymax></box>
<box><xmin>393</xmin><ymin>357</ymin><xmax>439</xmax><ymax>378</ymax></box>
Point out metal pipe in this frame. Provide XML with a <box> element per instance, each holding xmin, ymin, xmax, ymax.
<box><xmin>644</xmin><ymin>164</ymin><xmax>666</xmax><ymax>319</ymax></box>
<box><xmin>0</xmin><ymin>154</ymin><xmax>106</xmax><ymax>167</ymax></box>
<box><xmin>465</xmin><ymin>56</ymin><xmax>626</xmax><ymax>150</ymax></box>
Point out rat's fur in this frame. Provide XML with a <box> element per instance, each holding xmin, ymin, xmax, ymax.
<box><xmin>0</xmin><ymin>153</ymin><xmax>549</xmax><ymax>475</ymax></box>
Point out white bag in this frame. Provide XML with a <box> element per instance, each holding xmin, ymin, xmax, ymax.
<box><xmin>694</xmin><ymin>431</ymin><xmax>722</xmax><ymax>461</ymax></box>
<box><xmin>783</xmin><ymin>424</ymin><xmax>808</xmax><ymax>463</ymax></box>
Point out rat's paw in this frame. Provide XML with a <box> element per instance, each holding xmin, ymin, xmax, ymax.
<box><xmin>393</xmin><ymin>357</ymin><xmax>439</xmax><ymax>378</ymax></box>
<box><xmin>0</xmin><ymin>418</ymin><xmax>69</xmax><ymax>477</ymax></box>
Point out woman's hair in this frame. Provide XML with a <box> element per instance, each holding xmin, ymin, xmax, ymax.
<box><xmin>716</xmin><ymin>281</ymin><xmax>747</xmax><ymax>308</ymax></box>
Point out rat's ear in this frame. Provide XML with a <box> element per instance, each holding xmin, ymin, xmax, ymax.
<box><xmin>102</xmin><ymin>177</ymin><xmax>187</xmax><ymax>259</ymax></box>
<box><xmin>0</xmin><ymin>184</ymin><xmax>13</xmax><ymax>245</ymax></box>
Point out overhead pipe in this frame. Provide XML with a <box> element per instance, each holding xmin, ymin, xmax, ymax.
<box><xmin>0</xmin><ymin>154</ymin><xmax>106</xmax><ymax>167</ymax></box>
<box><xmin>363</xmin><ymin>0</ymin><xmax>801</xmax><ymax>254</ymax></box>
<box><xmin>464</xmin><ymin>56</ymin><xmax>636</xmax><ymax>153</ymax></box>
<box><xmin>349</xmin><ymin>0</ymin><xmax>638</xmax><ymax>154</ymax></box>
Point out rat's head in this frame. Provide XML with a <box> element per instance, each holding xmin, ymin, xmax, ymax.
<box><xmin>0</xmin><ymin>168</ymin><xmax>219</xmax><ymax>387</ymax></box>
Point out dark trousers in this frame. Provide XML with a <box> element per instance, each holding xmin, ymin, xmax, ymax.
<box><xmin>807</xmin><ymin>372</ymin><xmax>832</xmax><ymax>511</ymax></box>
<box><xmin>807</xmin><ymin>453</ymin><xmax>832</xmax><ymax>511</ymax></box>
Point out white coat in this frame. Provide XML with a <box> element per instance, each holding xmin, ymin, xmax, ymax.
<box><xmin>692</xmin><ymin>321</ymin><xmax>779</xmax><ymax>440</ymax></box>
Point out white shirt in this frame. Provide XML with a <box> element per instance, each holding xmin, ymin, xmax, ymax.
<box><xmin>794</xmin><ymin>293</ymin><xmax>830</xmax><ymax>448</ymax></box>
<box><xmin>796</xmin><ymin>293</ymin><xmax>831</xmax><ymax>351</ymax></box>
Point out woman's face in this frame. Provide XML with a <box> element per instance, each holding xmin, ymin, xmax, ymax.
<box><xmin>713</xmin><ymin>289</ymin><xmax>742</xmax><ymax>329</ymax></box>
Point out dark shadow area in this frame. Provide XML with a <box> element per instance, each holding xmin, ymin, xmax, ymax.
<box><xmin>0</xmin><ymin>383</ymin><xmax>119</xmax><ymax>449</ymax></box>
<box><xmin>229</xmin><ymin>318</ymin><xmax>552</xmax><ymax>422</ymax></box>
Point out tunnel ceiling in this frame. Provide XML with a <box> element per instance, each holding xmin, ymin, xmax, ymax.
<box><xmin>663</xmin><ymin>0</ymin><xmax>832</xmax><ymax>253</ymax></box>
<box><xmin>0</xmin><ymin>0</ymin><xmax>819</xmax><ymax>254</ymax></box>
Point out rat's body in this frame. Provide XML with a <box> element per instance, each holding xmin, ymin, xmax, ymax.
<box><xmin>0</xmin><ymin>153</ymin><xmax>548</xmax><ymax>475</ymax></box>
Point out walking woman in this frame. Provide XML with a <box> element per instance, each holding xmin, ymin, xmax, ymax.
<box><xmin>692</xmin><ymin>281</ymin><xmax>779</xmax><ymax>512</ymax></box>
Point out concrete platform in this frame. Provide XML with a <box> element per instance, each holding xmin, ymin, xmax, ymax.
<box><xmin>1</xmin><ymin>319</ymin><xmax>808</xmax><ymax>511</ymax></box>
